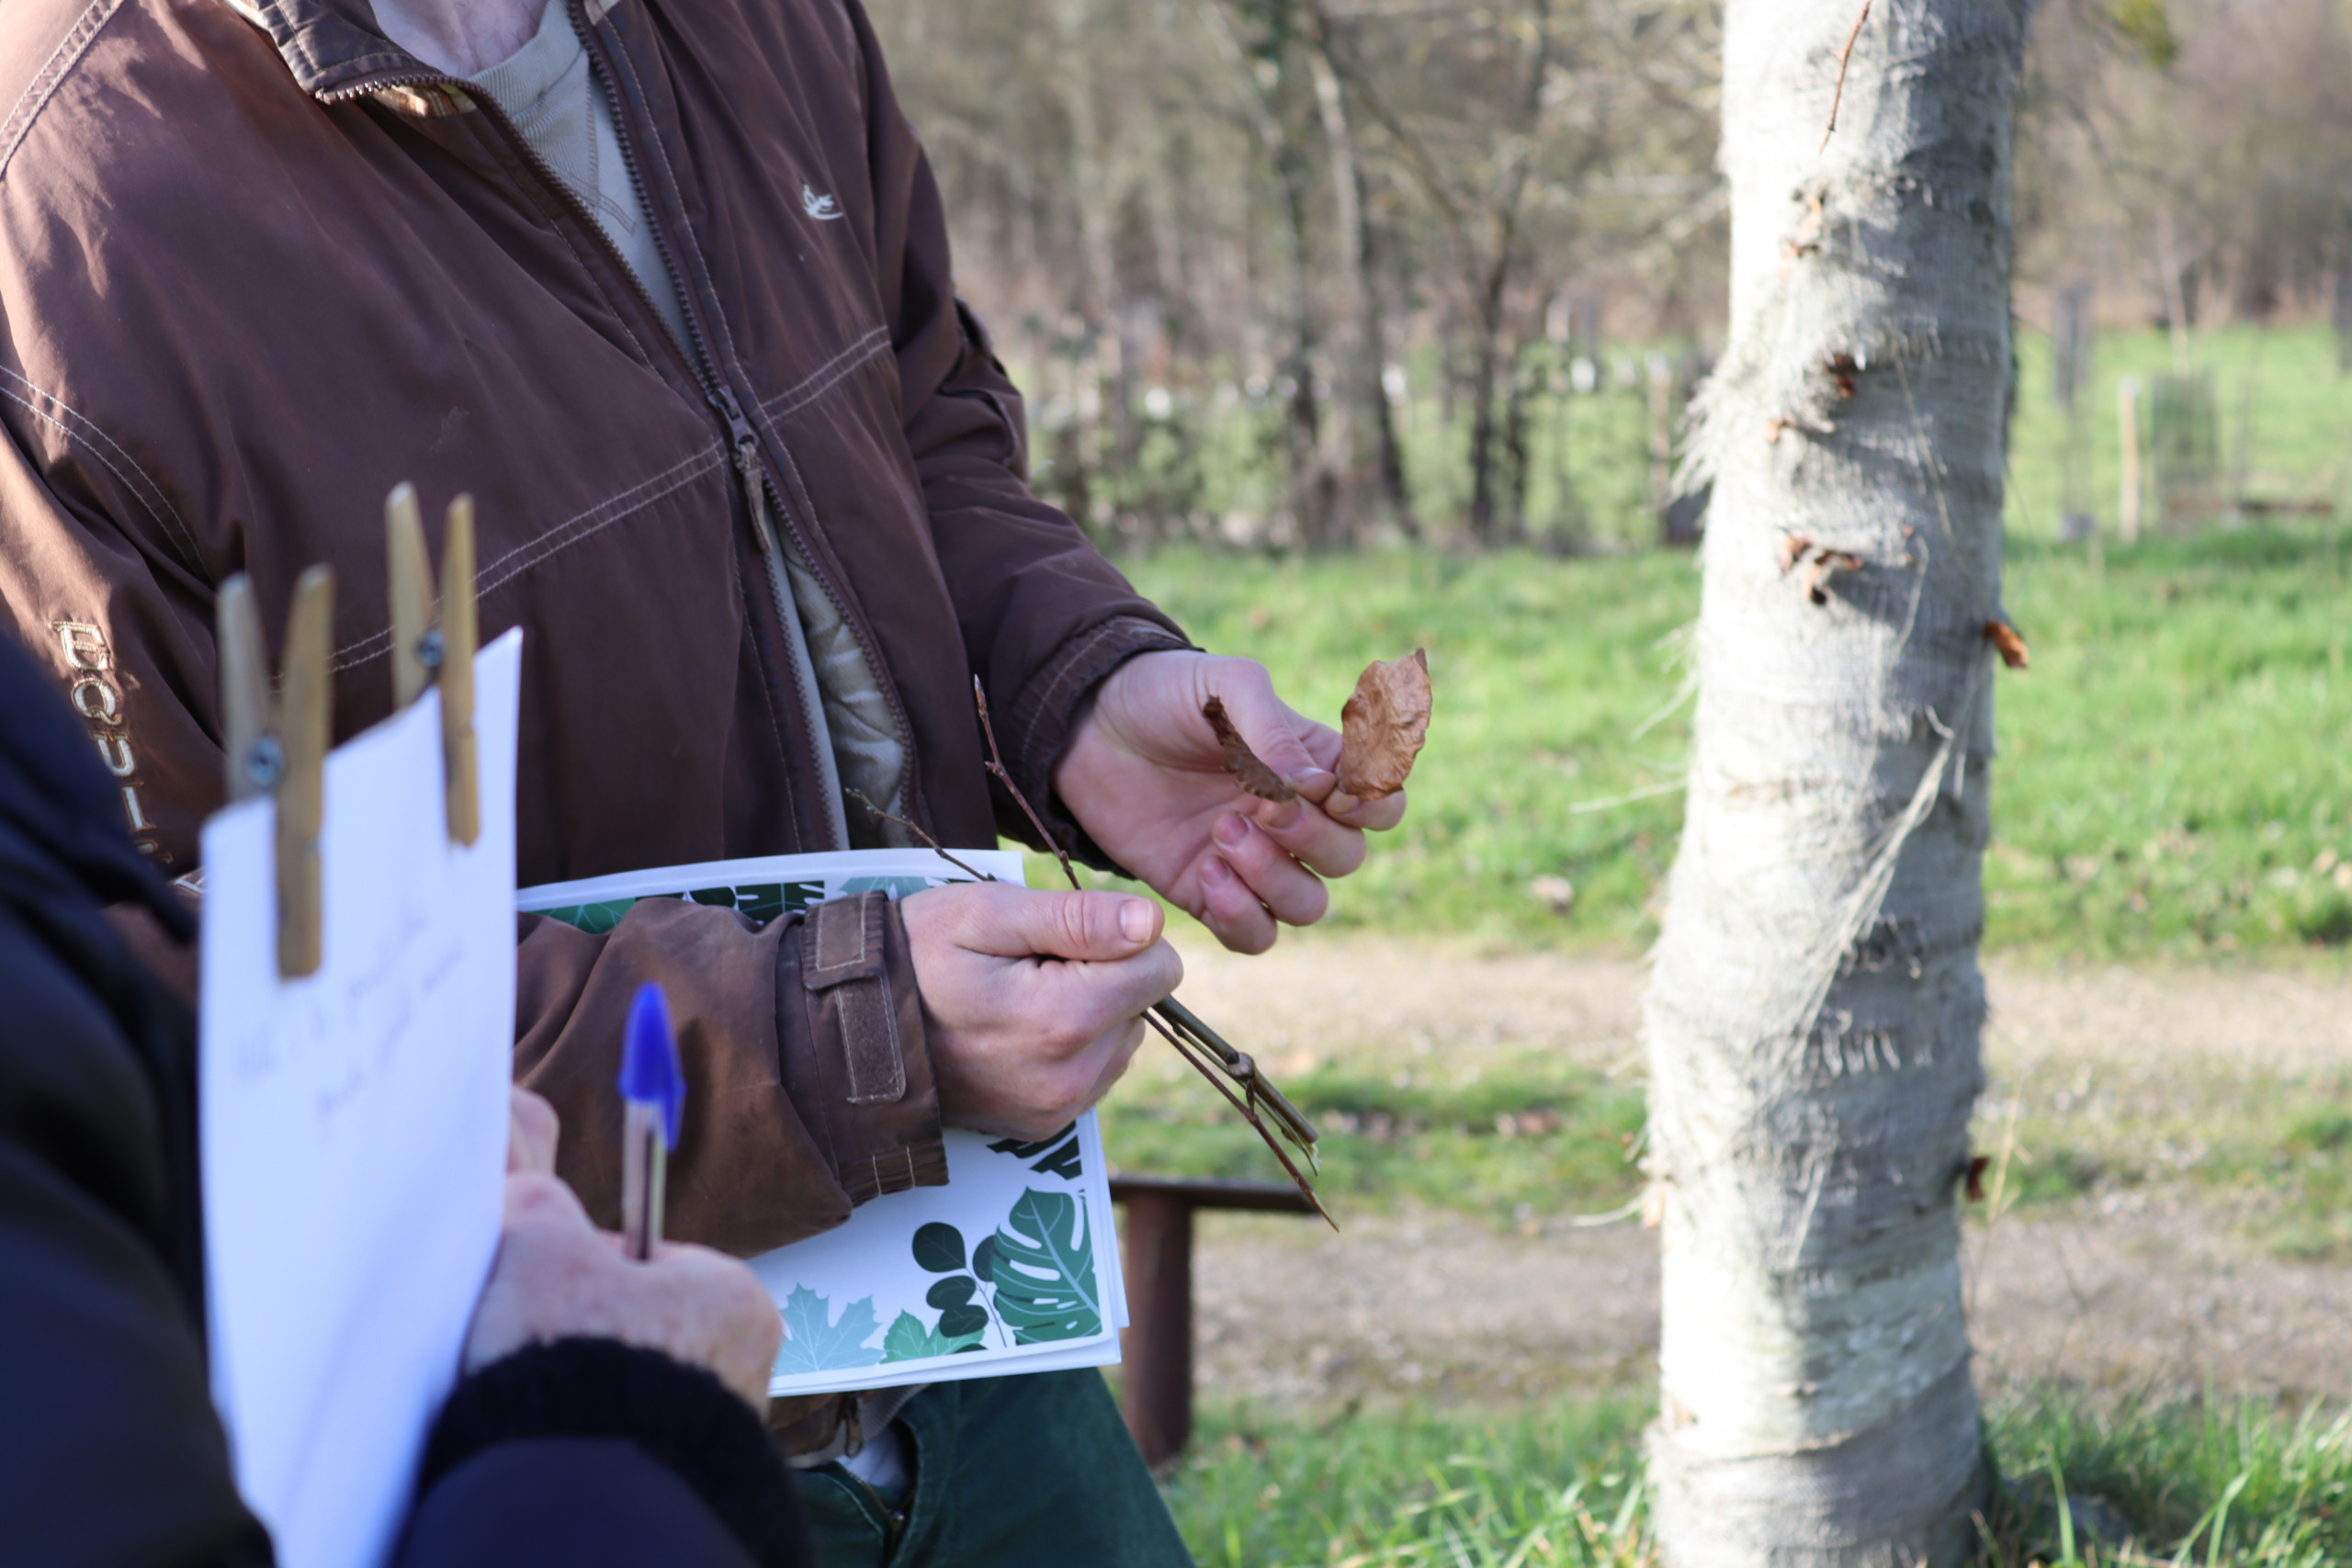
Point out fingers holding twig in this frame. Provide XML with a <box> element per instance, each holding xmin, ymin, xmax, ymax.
<box><xmin>968</xmin><ymin>676</ymin><xmax>1329</xmax><ymax>1220</ymax></box>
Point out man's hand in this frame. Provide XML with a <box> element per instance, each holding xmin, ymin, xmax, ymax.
<box><xmin>465</xmin><ymin>1091</ymin><xmax>781</xmax><ymax>1410</ymax></box>
<box><xmin>1052</xmin><ymin>650</ymin><xmax>1410</xmax><ymax>953</ymax></box>
<box><xmin>901</xmin><ymin>883</ymin><xmax>1182</xmax><ymax>1140</ymax></box>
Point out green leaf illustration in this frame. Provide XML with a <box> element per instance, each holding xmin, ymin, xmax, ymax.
<box><xmin>912</xmin><ymin>1223</ymin><xmax>966</xmax><ymax>1273</ymax></box>
<box><xmin>773</xmin><ymin>1286</ymin><xmax>885</xmax><ymax>1374</ymax></box>
<box><xmin>926</xmin><ymin>1276</ymin><xmax>976</xmax><ymax>1310</ymax></box>
<box><xmin>880</xmin><ymin>1308</ymin><xmax>984</xmax><ymax>1363</ymax></box>
<box><xmin>986</xmin><ymin>1188</ymin><xmax>1102</xmax><ymax>1344</ymax></box>
<box><xmin>840</xmin><ymin>874</ymin><xmax>935</xmax><ymax>900</ymax></box>
<box><xmin>987</xmin><ymin>1125</ymin><xmax>1083</xmax><ymax>1180</ymax></box>
<box><xmin>534</xmin><ymin>897</ymin><xmax>637</xmax><ymax>935</ymax></box>
<box><xmin>986</xmin><ymin>1123</ymin><xmax>1077</xmax><ymax>1161</ymax></box>
<box><xmin>937</xmin><ymin>1303</ymin><xmax>989</xmax><ymax>1338</ymax></box>
<box><xmin>972</xmin><ymin>1234</ymin><xmax>999</xmax><ymax>1283</ymax></box>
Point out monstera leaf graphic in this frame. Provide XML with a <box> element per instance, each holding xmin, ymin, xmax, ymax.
<box><xmin>880</xmin><ymin>1309</ymin><xmax>985</xmax><ymax>1363</ymax></box>
<box><xmin>773</xmin><ymin>1286</ymin><xmax>885</xmax><ymax>1375</ymax></box>
<box><xmin>986</xmin><ymin>1189</ymin><xmax>1102</xmax><ymax>1344</ymax></box>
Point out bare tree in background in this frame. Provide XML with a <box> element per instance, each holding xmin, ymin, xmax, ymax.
<box><xmin>1306</xmin><ymin>3</ymin><xmax>1413</xmax><ymax>536</ymax></box>
<box><xmin>1320</xmin><ymin>0</ymin><xmax>1561</xmax><ymax>545</ymax></box>
<box><xmin>2019</xmin><ymin>0</ymin><xmax>2352</xmax><ymax>324</ymax></box>
<box><xmin>867</xmin><ymin>0</ymin><xmax>1723</xmax><ymax>546</ymax></box>
<box><xmin>1197</xmin><ymin>0</ymin><xmax>1343</xmax><ymax>545</ymax></box>
<box><xmin>1642</xmin><ymin>1</ymin><xmax>2024</xmax><ymax>1562</ymax></box>
<box><xmin>1316</xmin><ymin>0</ymin><xmax>1722</xmax><ymax>543</ymax></box>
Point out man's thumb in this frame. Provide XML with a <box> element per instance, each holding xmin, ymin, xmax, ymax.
<box><xmin>995</xmin><ymin>887</ymin><xmax>1162</xmax><ymax>961</ymax></box>
<box><xmin>1213</xmin><ymin>682</ymin><xmax>1328</xmax><ymax>792</ymax></box>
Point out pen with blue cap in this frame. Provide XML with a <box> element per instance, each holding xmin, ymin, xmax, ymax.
<box><xmin>618</xmin><ymin>981</ymin><xmax>684</xmax><ymax>1261</ymax></box>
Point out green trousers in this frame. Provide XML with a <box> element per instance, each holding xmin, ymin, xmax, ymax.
<box><xmin>797</xmin><ymin>1371</ymin><xmax>1193</xmax><ymax>1566</ymax></box>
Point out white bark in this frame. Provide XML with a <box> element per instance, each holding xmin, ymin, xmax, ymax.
<box><xmin>1643</xmin><ymin>2</ymin><xmax>2024</xmax><ymax>1563</ymax></box>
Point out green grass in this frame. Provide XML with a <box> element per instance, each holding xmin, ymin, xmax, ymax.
<box><xmin>1997</xmin><ymin>1063</ymin><xmax>2352</xmax><ymax>1261</ymax></box>
<box><xmin>1166</xmin><ymin>1397</ymin><xmax>1654</xmax><ymax>1568</ymax></box>
<box><xmin>1101</xmin><ymin>1047</ymin><xmax>1647</xmax><ymax>1224</ymax></box>
<box><xmin>1008</xmin><ymin>326</ymin><xmax>2352</xmax><ymax>963</ymax></box>
<box><xmin>2007</xmin><ymin>326</ymin><xmax>2352</xmax><ymax>547</ymax></box>
<box><xmin>1987</xmin><ymin>1400</ymin><xmax>2352</xmax><ymax>1565</ymax></box>
<box><xmin>1076</xmin><ymin>523</ymin><xmax>2352</xmax><ymax>1228</ymax></box>
<box><xmin>1057</xmin><ymin>327</ymin><xmax>2352</xmax><ymax>1560</ymax></box>
<box><xmin>1050</xmin><ymin>515</ymin><xmax>2352</xmax><ymax>965</ymax></box>
<box><xmin>1102</xmin><ymin>1000</ymin><xmax>2352</xmax><ymax>1247</ymax></box>
<box><xmin>1161</xmin><ymin>1393</ymin><xmax>2352</xmax><ymax>1566</ymax></box>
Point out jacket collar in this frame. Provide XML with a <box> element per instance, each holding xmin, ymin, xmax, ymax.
<box><xmin>222</xmin><ymin>0</ymin><xmax>630</xmax><ymax>102</ymax></box>
<box><xmin>222</xmin><ymin>0</ymin><xmax>458</xmax><ymax>101</ymax></box>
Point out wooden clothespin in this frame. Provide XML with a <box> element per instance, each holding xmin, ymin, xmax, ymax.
<box><xmin>217</xmin><ymin>566</ymin><xmax>334</xmax><ymax>978</ymax></box>
<box><xmin>384</xmin><ymin>483</ymin><xmax>481</xmax><ymax>846</ymax></box>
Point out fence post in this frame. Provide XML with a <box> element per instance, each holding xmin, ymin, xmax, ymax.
<box><xmin>1118</xmin><ymin>1188</ymin><xmax>1194</xmax><ymax>1469</ymax></box>
<box><xmin>1111</xmin><ymin>1176</ymin><xmax>1317</xmax><ymax>1469</ymax></box>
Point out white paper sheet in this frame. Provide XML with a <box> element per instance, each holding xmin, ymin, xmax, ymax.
<box><xmin>517</xmin><ymin>849</ymin><xmax>1127</xmax><ymax>1397</ymax></box>
<box><xmin>200</xmin><ymin>630</ymin><xmax>522</xmax><ymax>1568</ymax></box>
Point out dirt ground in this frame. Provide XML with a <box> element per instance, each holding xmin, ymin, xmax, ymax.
<box><xmin>1163</xmin><ymin>937</ymin><xmax>2352</xmax><ymax>1413</ymax></box>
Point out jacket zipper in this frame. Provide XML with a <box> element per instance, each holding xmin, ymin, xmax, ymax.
<box><xmin>717</xmin><ymin>383</ymin><xmax>850</xmax><ymax>829</ymax></box>
<box><xmin>562</xmin><ymin>9</ymin><xmax>923</xmax><ymax>829</ymax></box>
<box><xmin>322</xmin><ymin>29</ymin><xmax>902</xmax><ymax>844</ymax></box>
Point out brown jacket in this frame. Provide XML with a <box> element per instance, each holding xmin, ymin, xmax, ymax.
<box><xmin>0</xmin><ymin>0</ymin><xmax>1185</xmax><ymax>1255</ymax></box>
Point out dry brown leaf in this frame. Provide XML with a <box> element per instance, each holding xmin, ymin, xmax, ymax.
<box><xmin>1964</xmin><ymin>1154</ymin><xmax>1993</xmax><ymax>1203</ymax></box>
<box><xmin>1334</xmin><ymin>649</ymin><xmax>1431</xmax><ymax>801</ymax></box>
<box><xmin>1203</xmin><ymin>696</ymin><xmax>1295</xmax><ymax>801</ymax></box>
<box><xmin>1984</xmin><ymin>620</ymin><xmax>2030</xmax><ymax>670</ymax></box>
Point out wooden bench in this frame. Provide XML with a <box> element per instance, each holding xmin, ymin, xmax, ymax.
<box><xmin>1110</xmin><ymin>1174</ymin><xmax>1319</xmax><ymax>1468</ymax></box>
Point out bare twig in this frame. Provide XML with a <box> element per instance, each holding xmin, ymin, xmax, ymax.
<box><xmin>1818</xmin><ymin>0</ymin><xmax>1871</xmax><ymax>155</ymax></box>
<box><xmin>1562</xmin><ymin>1196</ymin><xmax>1645</xmax><ymax>1229</ymax></box>
<box><xmin>1155</xmin><ymin>997</ymin><xmax>1319</xmax><ymax>1157</ymax></box>
<box><xmin>1146</xmin><ymin>1008</ymin><xmax>1334</xmax><ymax>1229</ymax></box>
<box><xmin>967</xmin><ymin>676</ymin><xmax>1329</xmax><ymax>1221</ymax></box>
<box><xmin>843</xmin><ymin>789</ymin><xmax>999</xmax><ymax>884</ymax></box>
<box><xmin>972</xmin><ymin>676</ymin><xmax>1078</xmax><ymax>890</ymax></box>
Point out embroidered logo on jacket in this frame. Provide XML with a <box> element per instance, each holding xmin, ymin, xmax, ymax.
<box><xmin>801</xmin><ymin>185</ymin><xmax>844</xmax><ymax>221</ymax></box>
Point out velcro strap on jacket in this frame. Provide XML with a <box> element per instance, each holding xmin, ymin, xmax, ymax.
<box><xmin>801</xmin><ymin>893</ymin><xmax>906</xmax><ymax>1106</ymax></box>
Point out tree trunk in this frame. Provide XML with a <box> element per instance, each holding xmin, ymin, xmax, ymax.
<box><xmin>1272</xmin><ymin>126</ymin><xmax>1337</xmax><ymax>547</ymax></box>
<box><xmin>1197</xmin><ymin>0</ymin><xmax>1334</xmax><ymax>547</ymax></box>
<box><xmin>1463</xmin><ymin>0</ymin><xmax>1548</xmax><ymax>547</ymax></box>
<box><xmin>1307</xmin><ymin>30</ymin><xmax>1413</xmax><ymax>536</ymax></box>
<box><xmin>1465</xmin><ymin>282</ymin><xmax>1505</xmax><ymax>543</ymax></box>
<box><xmin>1050</xmin><ymin>0</ymin><xmax>1132</xmax><ymax>516</ymax></box>
<box><xmin>1642</xmin><ymin>3</ymin><xmax>2022</xmax><ymax>1564</ymax></box>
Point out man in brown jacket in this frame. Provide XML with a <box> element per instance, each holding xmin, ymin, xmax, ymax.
<box><xmin>0</xmin><ymin>0</ymin><xmax>1407</xmax><ymax>1554</ymax></box>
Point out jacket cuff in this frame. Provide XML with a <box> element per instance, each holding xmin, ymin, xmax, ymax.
<box><xmin>997</xmin><ymin>614</ymin><xmax>1192</xmax><ymax>874</ymax></box>
<box><xmin>418</xmin><ymin>1338</ymin><xmax>804</xmax><ymax>1567</ymax></box>
<box><xmin>780</xmin><ymin>892</ymin><xmax>946</xmax><ymax>1204</ymax></box>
